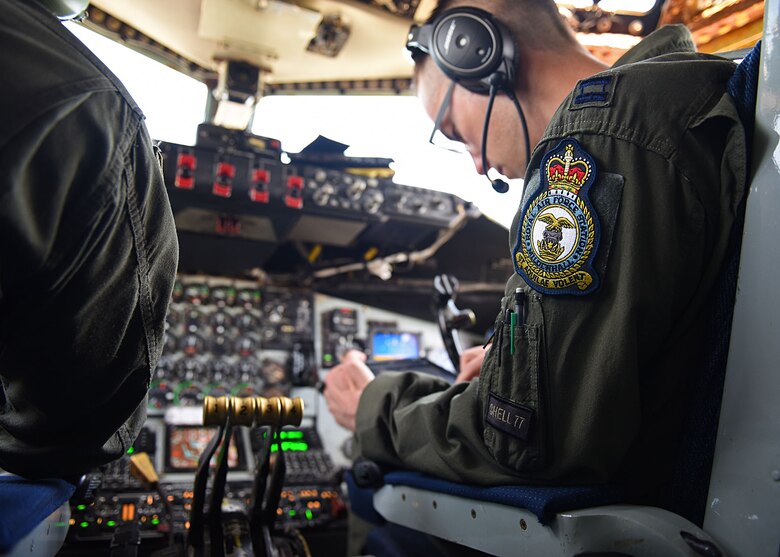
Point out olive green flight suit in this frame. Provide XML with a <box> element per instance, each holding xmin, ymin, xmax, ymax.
<box><xmin>355</xmin><ymin>25</ymin><xmax>747</xmax><ymax>495</ymax></box>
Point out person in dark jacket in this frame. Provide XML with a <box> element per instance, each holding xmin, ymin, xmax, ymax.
<box><xmin>325</xmin><ymin>0</ymin><xmax>746</xmax><ymax>496</ymax></box>
<box><xmin>0</xmin><ymin>0</ymin><xmax>178</xmax><ymax>479</ymax></box>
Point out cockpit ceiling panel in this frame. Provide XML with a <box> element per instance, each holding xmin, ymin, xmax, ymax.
<box><xmin>90</xmin><ymin>0</ymin><xmax>415</xmax><ymax>83</ymax></box>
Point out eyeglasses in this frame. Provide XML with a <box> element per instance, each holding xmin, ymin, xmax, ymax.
<box><xmin>428</xmin><ymin>81</ymin><xmax>467</xmax><ymax>154</ymax></box>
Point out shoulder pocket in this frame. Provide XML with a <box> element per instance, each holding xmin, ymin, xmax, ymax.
<box><xmin>479</xmin><ymin>293</ymin><xmax>548</xmax><ymax>472</ymax></box>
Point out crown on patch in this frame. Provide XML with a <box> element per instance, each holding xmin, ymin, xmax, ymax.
<box><xmin>546</xmin><ymin>143</ymin><xmax>591</xmax><ymax>194</ymax></box>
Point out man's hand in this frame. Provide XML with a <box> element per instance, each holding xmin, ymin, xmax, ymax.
<box><xmin>323</xmin><ymin>350</ymin><xmax>375</xmax><ymax>432</ymax></box>
<box><xmin>455</xmin><ymin>344</ymin><xmax>490</xmax><ymax>383</ymax></box>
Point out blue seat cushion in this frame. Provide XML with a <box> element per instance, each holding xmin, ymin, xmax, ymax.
<box><xmin>0</xmin><ymin>475</ymin><xmax>75</xmax><ymax>553</ymax></box>
<box><xmin>350</xmin><ymin>469</ymin><xmax>625</xmax><ymax>525</ymax></box>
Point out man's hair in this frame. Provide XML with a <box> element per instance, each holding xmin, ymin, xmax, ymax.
<box><xmin>412</xmin><ymin>0</ymin><xmax>578</xmax><ymax>64</ymax></box>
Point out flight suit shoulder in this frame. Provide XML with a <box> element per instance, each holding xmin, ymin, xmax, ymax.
<box><xmin>542</xmin><ymin>53</ymin><xmax>738</xmax><ymax>160</ymax></box>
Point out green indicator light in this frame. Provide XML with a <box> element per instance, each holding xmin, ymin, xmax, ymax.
<box><xmin>305</xmin><ymin>510</ymin><xmax>313</xmax><ymax>520</ymax></box>
<box><xmin>280</xmin><ymin>431</ymin><xmax>288</xmax><ymax>440</ymax></box>
<box><xmin>288</xmin><ymin>510</ymin><xmax>296</xmax><ymax>517</ymax></box>
<box><xmin>324</xmin><ymin>354</ymin><xmax>333</xmax><ymax>362</ymax></box>
<box><xmin>151</xmin><ymin>518</ymin><xmax>160</xmax><ymax>525</ymax></box>
<box><xmin>287</xmin><ymin>431</ymin><xmax>304</xmax><ymax>440</ymax></box>
<box><xmin>270</xmin><ymin>444</ymin><xmax>278</xmax><ymax>452</ymax></box>
<box><xmin>107</xmin><ymin>520</ymin><xmax>116</xmax><ymax>527</ymax></box>
<box><xmin>80</xmin><ymin>522</ymin><xmax>89</xmax><ymax>528</ymax></box>
<box><xmin>286</xmin><ymin>442</ymin><xmax>309</xmax><ymax>452</ymax></box>
<box><xmin>127</xmin><ymin>447</ymin><xmax>135</xmax><ymax>455</ymax></box>
<box><xmin>76</xmin><ymin>504</ymin><xmax>86</xmax><ymax>511</ymax></box>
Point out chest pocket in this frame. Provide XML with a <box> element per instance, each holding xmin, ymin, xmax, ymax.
<box><xmin>479</xmin><ymin>291</ymin><xmax>548</xmax><ymax>472</ymax></box>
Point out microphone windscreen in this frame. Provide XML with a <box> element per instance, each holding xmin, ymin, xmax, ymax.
<box><xmin>491</xmin><ymin>178</ymin><xmax>509</xmax><ymax>194</ymax></box>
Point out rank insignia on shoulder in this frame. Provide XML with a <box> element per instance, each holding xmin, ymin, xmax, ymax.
<box><xmin>513</xmin><ymin>138</ymin><xmax>601</xmax><ymax>295</ymax></box>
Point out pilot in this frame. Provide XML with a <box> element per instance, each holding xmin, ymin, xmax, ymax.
<box><xmin>324</xmin><ymin>0</ymin><xmax>747</xmax><ymax>524</ymax></box>
<box><xmin>0</xmin><ymin>0</ymin><xmax>178</xmax><ymax>479</ymax></box>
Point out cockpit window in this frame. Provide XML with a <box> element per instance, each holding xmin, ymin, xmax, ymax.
<box><xmin>64</xmin><ymin>22</ymin><xmax>208</xmax><ymax>146</ymax></box>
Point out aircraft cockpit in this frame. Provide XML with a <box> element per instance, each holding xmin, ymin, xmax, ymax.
<box><xmin>0</xmin><ymin>1</ymin><xmax>777</xmax><ymax>556</ymax></box>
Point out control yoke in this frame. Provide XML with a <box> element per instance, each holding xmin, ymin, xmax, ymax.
<box><xmin>433</xmin><ymin>274</ymin><xmax>476</xmax><ymax>373</ymax></box>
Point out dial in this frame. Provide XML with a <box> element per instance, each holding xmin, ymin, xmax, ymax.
<box><xmin>210</xmin><ymin>286</ymin><xmax>237</xmax><ymax>307</ymax></box>
<box><xmin>211</xmin><ymin>357</ymin><xmax>236</xmax><ymax>383</ymax></box>
<box><xmin>183</xmin><ymin>283</ymin><xmax>209</xmax><ymax>305</ymax></box>
<box><xmin>148</xmin><ymin>380</ymin><xmax>175</xmax><ymax>410</ymax></box>
<box><xmin>180</xmin><ymin>333</ymin><xmax>207</xmax><ymax>356</ymax></box>
<box><xmin>176</xmin><ymin>357</ymin><xmax>205</xmax><ymax>381</ymax></box>
<box><xmin>237</xmin><ymin>288</ymin><xmax>262</xmax><ymax>309</ymax></box>
<box><xmin>235</xmin><ymin>336</ymin><xmax>258</xmax><ymax>358</ymax></box>
<box><xmin>176</xmin><ymin>381</ymin><xmax>203</xmax><ymax>407</ymax></box>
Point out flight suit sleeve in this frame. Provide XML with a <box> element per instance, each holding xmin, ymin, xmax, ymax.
<box><xmin>356</xmin><ymin>372</ymin><xmax>523</xmax><ymax>484</ymax></box>
<box><xmin>0</xmin><ymin>91</ymin><xmax>178</xmax><ymax>479</ymax></box>
<box><xmin>354</xmin><ymin>125</ymin><xmax>734</xmax><ymax>488</ymax></box>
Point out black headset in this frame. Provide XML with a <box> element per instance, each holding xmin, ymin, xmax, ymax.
<box><xmin>406</xmin><ymin>7</ymin><xmax>517</xmax><ymax>94</ymax></box>
<box><xmin>406</xmin><ymin>7</ymin><xmax>530</xmax><ymax>193</ymax></box>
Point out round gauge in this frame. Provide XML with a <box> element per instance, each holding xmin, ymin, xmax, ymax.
<box><xmin>175</xmin><ymin>381</ymin><xmax>203</xmax><ymax>407</ymax></box>
<box><xmin>210</xmin><ymin>334</ymin><xmax>231</xmax><ymax>356</ymax></box>
<box><xmin>237</xmin><ymin>288</ymin><xmax>261</xmax><ymax>309</ymax></box>
<box><xmin>210</xmin><ymin>311</ymin><xmax>233</xmax><ymax>335</ymax></box>
<box><xmin>363</xmin><ymin>189</ymin><xmax>385</xmax><ymax>214</ymax></box>
<box><xmin>348</xmin><ymin>178</ymin><xmax>367</xmax><ymax>200</ymax></box>
<box><xmin>261</xmin><ymin>359</ymin><xmax>287</xmax><ymax>385</ymax></box>
<box><xmin>148</xmin><ymin>380</ymin><xmax>175</xmax><ymax>410</ymax></box>
<box><xmin>180</xmin><ymin>333</ymin><xmax>206</xmax><ymax>356</ymax></box>
<box><xmin>210</xmin><ymin>286</ymin><xmax>237</xmax><ymax>307</ymax></box>
<box><xmin>312</xmin><ymin>184</ymin><xmax>335</xmax><ymax>206</ymax></box>
<box><xmin>234</xmin><ymin>311</ymin><xmax>258</xmax><ymax>333</ymax></box>
<box><xmin>264</xmin><ymin>303</ymin><xmax>284</xmax><ymax>324</ymax></box>
<box><xmin>185</xmin><ymin>309</ymin><xmax>206</xmax><ymax>334</ymax></box>
<box><xmin>235</xmin><ymin>336</ymin><xmax>257</xmax><ymax>358</ymax></box>
<box><xmin>211</xmin><ymin>357</ymin><xmax>236</xmax><ymax>382</ymax></box>
<box><xmin>175</xmin><ymin>357</ymin><xmax>205</xmax><ymax>381</ymax></box>
<box><xmin>183</xmin><ymin>283</ymin><xmax>209</xmax><ymax>305</ymax></box>
<box><xmin>260</xmin><ymin>327</ymin><xmax>276</xmax><ymax>343</ymax></box>
<box><xmin>236</xmin><ymin>358</ymin><xmax>261</xmax><ymax>381</ymax></box>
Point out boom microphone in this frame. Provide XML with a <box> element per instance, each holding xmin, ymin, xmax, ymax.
<box><xmin>480</xmin><ymin>78</ymin><xmax>531</xmax><ymax>194</ymax></box>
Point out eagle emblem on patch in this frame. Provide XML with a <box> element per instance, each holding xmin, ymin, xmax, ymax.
<box><xmin>513</xmin><ymin>138</ymin><xmax>601</xmax><ymax>295</ymax></box>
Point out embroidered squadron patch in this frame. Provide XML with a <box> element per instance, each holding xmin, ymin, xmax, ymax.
<box><xmin>513</xmin><ymin>138</ymin><xmax>601</xmax><ymax>295</ymax></box>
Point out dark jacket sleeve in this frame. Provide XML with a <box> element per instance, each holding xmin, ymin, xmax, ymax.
<box><xmin>0</xmin><ymin>91</ymin><xmax>178</xmax><ymax>479</ymax></box>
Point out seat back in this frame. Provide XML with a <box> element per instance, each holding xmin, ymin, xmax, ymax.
<box><xmin>703</xmin><ymin>9</ymin><xmax>780</xmax><ymax>554</ymax></box>
<box><xmin>658</xmin><ymin>40</ymin><xmax>761</xmax><ymax>526</ymax></box>
<box><xmin>0</xmin><ymin>475</ymin><xmax>74</xmax><ymax>556</ymax></box>
<box><xmin>348</xmin><ymin>40</ymin><xmax>767</xmax><ymax>557</ymax></box>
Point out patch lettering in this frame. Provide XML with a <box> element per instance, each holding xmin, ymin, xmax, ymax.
<box><xmin>513</xmin><ymin>138</ymin><xmax>602</xmax><ymax>295</ymax></box>
<box><xmin>486</xmin><ymin>392</ymin><xmax>533</xmax><ymax>441</ymax></box>
<box><xmin>569</xmin><ymin>75</ymin><xmax>617</xmax><ymax>110</ymax></box>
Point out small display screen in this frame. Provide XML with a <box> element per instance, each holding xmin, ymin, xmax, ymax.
<box><xmin>166</xmin><ymin>426</ymin><xmax>243</xmax><ymax>472</ymax></box>
<box><xmin>371</xmin><ymin>331</ymin><xmax>421</xmax><ymax>361</ymax></box>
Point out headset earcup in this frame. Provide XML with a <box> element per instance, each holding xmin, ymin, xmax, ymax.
<box><xmin>429</xmin><ymin>7</ymin><xmax>517</xmax><ymax>94</ymax></box>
